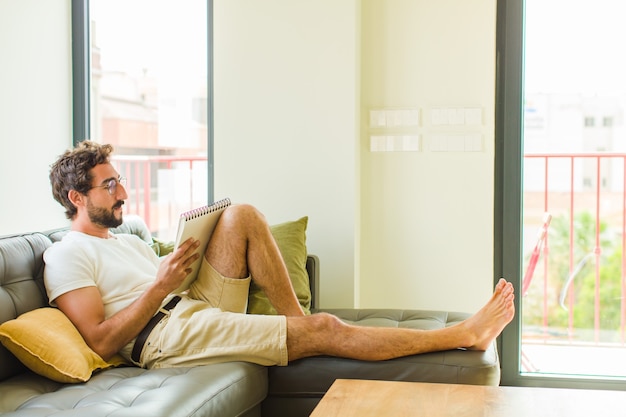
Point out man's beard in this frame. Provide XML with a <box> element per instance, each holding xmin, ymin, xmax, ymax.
<box><xmin>86</xmin><ymin>199</ymin><xmax>124</xmax><ymax>228</ymax></box>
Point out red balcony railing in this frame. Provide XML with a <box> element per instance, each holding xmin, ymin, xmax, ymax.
<box><xmin>111</xmin><ymin>154</ymin><xmax>209</xmax><ymax>240</ymax></box>
<box><xmin>523</xmin><ymin>152</ymin><xmax>626</xmax><ymax>351</ymax></box>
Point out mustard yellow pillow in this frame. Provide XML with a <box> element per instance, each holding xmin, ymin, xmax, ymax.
<box><xmin>248</xmin><ymin>216</ymin><xmax>312</xmax><ymax>315</ymax></box>
<box><xmin>0</xmin><ymin>308</ymin><xmax>126</xmax><ymax>383</ymax></box>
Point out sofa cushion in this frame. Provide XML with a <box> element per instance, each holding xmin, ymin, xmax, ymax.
<box><xmin>0</xmin><ymin>362</ymin><xmax>268</xmax><ymax>416</ymax></box>
<box><xmin>248</xmin><ymin>216</ymin><xmax>311</xmax><ymax>315</ymax></box>
<box><xmin>0</xmin><ymin>308</ymin><xmax>126</xmax><ymax>383</ymax></box>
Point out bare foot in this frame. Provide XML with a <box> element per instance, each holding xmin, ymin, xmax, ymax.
<box><xmin>464</xmin><ymin>278</ymin><xmax>515</xmax><ymax>351</ymax></box>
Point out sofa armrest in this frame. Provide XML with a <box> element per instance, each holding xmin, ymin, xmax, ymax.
<box><xmin>306</xmin><ymin>255</ymin><xmax>319</xmax><ymax>310</ymax></box>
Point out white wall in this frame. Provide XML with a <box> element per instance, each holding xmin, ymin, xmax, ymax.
<box><xmin>215</xmin><ymin>0</ymin><xmax>497</xmax><ymax>312</ymax></box>
<box><xmin>0</xmin><ymin>0</ymin><xmax>72</xmax><ymax>234</ymax></box>
<box><xmin>2</xmin><ymin>0</ymin><xmax>497</xmax><ymax>313</ymax></box>
<box><xmin>214</xmin><ymin>0</ymin><xmax>360</xmax><ymax>307</ymax></box>
<box><xmin>359</xmin><ymin>0</ymin><xmax>497</xmax><ymax>312</ymax></box>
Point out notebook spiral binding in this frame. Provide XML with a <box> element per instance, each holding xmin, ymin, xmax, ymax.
<box><xmin>182</xmin><ymin>198</ymin><xmax>232</xmax><ymax>220</ymax></box>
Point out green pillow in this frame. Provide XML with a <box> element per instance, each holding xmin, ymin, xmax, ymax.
<box><xmin>248</xmin><ymin>216</ymin><xmax>311</xmax><ymax>315</ymax></box>
<box><xmin>151</xmin><ymin>237</ymin><xmax>175</xmax><ymax>256</ymax></box>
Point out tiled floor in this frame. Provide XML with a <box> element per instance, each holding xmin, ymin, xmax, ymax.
<box><xmin>521</xmin><ymin>342</ymin><xmax>626</xmax><ymax>377</ymax></box>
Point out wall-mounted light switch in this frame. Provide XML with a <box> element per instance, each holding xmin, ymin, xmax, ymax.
<box><xmin>464</xmin><ymin>108</ymin><xmax>482</xmax><ymax>125</ymax></box>
<box><xmin>370</xmin><ymin>110</ymin><xmax>386</xmax><ymax>127</ymax></box>
<box><xmin>370</xmin><ymin>135</ymin><xmax>420</xmax><ymax>152</ymax></box>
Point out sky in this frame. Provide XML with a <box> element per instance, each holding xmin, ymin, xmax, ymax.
<box><xmin>90</xmin><ymin>0</ymin><xmax>207</xmax><ymax>80</ymax></box>
<box><xmin>524</xmin><ymin>0</ymin><xmax>626</xmax><ymax>95</ymax></box>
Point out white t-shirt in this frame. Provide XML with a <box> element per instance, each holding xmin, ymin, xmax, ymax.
<box><xmin>44</xmin><ymin>231</ymin><xmax>161</xmax><ymax>319</ymax></box>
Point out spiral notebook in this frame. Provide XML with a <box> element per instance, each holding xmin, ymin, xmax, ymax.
<box><xmin>171</xmin><ymin>197</ymin><xmax>232</xmax><ymax>293</ymax></box>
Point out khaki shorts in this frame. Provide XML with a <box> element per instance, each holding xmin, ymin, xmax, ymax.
<box><xmin>136</xmin><ymin>257</ymin><xmax>288</xmax><ymax>368</ymax></box>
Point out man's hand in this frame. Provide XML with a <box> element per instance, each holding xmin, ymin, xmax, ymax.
<box><xmin>154</xmin><ymin>237</ymin><xmax>201</xmax><ymax>295</ymax></box>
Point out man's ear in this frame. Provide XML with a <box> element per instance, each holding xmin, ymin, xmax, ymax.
<box><xmin>67</xmin><ymin>189</ymin><xmax>84</xmax><ymax>207</ymax></box>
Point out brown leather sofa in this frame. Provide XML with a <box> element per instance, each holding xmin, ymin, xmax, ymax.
<box><xmin>0</xmin><ymin>218</ymin><xmax>501</xmax><ymax>417</ymax></box>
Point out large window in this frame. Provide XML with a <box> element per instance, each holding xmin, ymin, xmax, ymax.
<box><xmin>497</xmin><ymin>0</ymin><xmax>626</xmax><ymax>389</ymax></box>
<box><xmin>72</xmin><ymin>0</ymin><xmax>213</xmax><ymax>240</ymax></box>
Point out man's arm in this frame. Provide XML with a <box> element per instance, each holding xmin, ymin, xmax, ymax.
<box><xmin>55</xmin><ymin>237</ymin><xmax>200</xmax><ymax>361</ymax></box>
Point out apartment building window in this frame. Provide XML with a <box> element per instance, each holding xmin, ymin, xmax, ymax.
<box><xmin>584</xmin><ymin>116</ymin><xmax>595</xmax><ymax>127</ymax></box>
<box><xmin>72</xmin><ymin>0</ymin><xmax>213</xmax><ymax>240</ymax></box>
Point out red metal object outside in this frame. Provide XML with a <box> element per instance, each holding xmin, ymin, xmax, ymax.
<box><xmin>524</xmin><ymin>152</ymin><xmax>626</xmax><ymax>347</ymax></box>
<box><xmin>110</xmin><ymin>154</ymin><xmax>208</xmax><ymax>236</ymax></box>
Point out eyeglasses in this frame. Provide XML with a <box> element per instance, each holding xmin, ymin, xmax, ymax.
<box><xmin>90</xmin><ymin>176</ymin><xmax>127</xmax><ymax>195</ymax></box>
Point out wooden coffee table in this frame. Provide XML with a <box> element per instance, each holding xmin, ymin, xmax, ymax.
<box><xmin>310</xmin><ymin>379</ymin><xmax>626</xmax><ymax>417</ymax></box>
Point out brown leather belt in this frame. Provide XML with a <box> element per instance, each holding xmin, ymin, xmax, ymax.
<box><xmin>131</xmin><ymin>295</ymin><xmax>181</xmax><ymax>363</ymax></box>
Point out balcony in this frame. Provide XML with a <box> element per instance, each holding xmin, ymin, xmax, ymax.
<box><xmin>522</xmin><ymin>152</ymin><xmax>626</xmax><ymax>377</ymax></box>
<box><xmin>111</xmin><ymin>154</ymin><xmax>209</xmax><ymax>241</ymax></box>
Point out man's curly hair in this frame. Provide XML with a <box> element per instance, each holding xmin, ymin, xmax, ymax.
<box><xmin>49</xmin><ymin>140</ymin><xmax>114</xmax><ymax>219</ymax></box>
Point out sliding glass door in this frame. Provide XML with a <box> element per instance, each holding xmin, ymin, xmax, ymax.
<box><xmin>498</xmin><ymin>0</ymin><xmax>626</xmax><ymax>388</ymax></box>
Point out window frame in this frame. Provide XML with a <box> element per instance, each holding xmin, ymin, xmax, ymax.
<box><xmin>495</xmin><ymin>0</ymin><xmax>626</xmax><ymax>390</ymax></box>
<box><xmin>70</xmin><ymin>0</ymin><xmax>215</xmax><ymax>202</ymax></box>
<box><xmin>71</xmin><ymin>0</ymin><xmax>90</xmax><ymax>144</ymax></box>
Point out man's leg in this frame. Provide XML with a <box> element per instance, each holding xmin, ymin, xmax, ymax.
<box><xmin>285</xmin><ymin>279</ymin><xmax>515</xmax><ymax>361</ymax></box>
<box><xmin>205</xmin><ymin>204</ymin><xmax>305</xmax><ymax>316</ymax></box>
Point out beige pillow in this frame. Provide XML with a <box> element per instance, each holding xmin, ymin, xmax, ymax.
<box><xmin>0</xmin><ymin>308</ymin><xmax>126</xmax><ymax>383</ymax></box>
<box><xmin>248</xmin><ymin>216</ymin><xmax>312</xmax><ymax>315</ymax></box>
